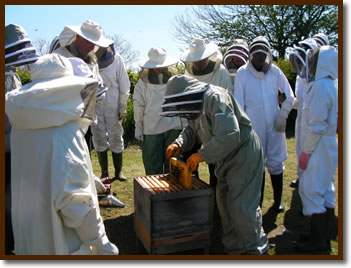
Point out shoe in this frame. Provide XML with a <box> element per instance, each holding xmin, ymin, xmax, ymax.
<box><xmin>290</xmin><ymin>179</ymin><xmax>299</xmax><ymax>188</ymax></box>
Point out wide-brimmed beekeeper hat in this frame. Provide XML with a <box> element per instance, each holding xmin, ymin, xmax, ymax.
<box><xmin>180</xmin><ymin>39</ymin><xmax>219</xmax><ymax>63</ymax></box>
<box><xmin>5</xmin><ymin>53</ymin><xmax>99</xmax><ymax>130</ymax></box>
<box><xmin>64</xmin><ymin>19</ymin><xmax>112</xmax><ymax>48</ymax></box>
<box><xmin>5</xmin><ymin>24</ymin><xmax>39</xmax><ymax>67</ymax></box>
<box><xmin>139</xmin><ymin>47</ymin><xmax>178</xmax><ymax>69</ymax></box>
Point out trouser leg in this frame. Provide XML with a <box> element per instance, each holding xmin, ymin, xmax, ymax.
<box><xmin>142</xmin><ymin>134</ymin><xmax>164</xmax><ymax>175</ymax></box>
<box><xmin>112</xmin><ymin>152</ymin><xmax>127</xmax><ymax>181</ymax></box>
<box><xmin>97</xmin><ymin>150</ymin><xmax>109</xmax><ymax>178</ymax></box>
<box><xmin>270</xmin><ymin>172</ymin><xmax>285</xmax><ymax>213</ymax></box>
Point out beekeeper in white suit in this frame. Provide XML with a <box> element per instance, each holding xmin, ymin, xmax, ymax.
<box><xmin>54</xmin><ymin>19</ymin><xmax>111</xmax><ymax>152</ymax></box>
<box><xmin>5</xmin><ymin>53</ymin><xmax>118</xmax><ymax>255</ymax></box>
<box><xmin>234</xmin><ymin>36</ymin><xmax>295</xmax><ymax>213</ymax></box>
<box><xmin>91</xmin><ymin>42</ymin><xmax>130</xmax><ymax>181</ymax></box>
<box><xmin>294</xmin><ymin>46</ymin><xmax>338</xmax><ymax>253</ymax></box>
<box><xmin>288</xmin><ymin>38</ymin><xmax>318</xmax><ymax>189</ymax></box>
<box><xmin>133</xmin><ymin>47</ymin><xmax>183</xmax><ymax>175</ymax></box>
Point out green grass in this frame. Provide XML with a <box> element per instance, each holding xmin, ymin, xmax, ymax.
<box><xmin>91</xmin><ymin>137</ymin><xmax>339</xmax><ymax>256</ymax></box>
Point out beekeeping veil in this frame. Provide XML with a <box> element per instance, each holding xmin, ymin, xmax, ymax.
<box><xmin>5</xmin><ymin>24</ymin><xmax>39</xmax><ymax>67</ymax></box>
<box><xmin>313</xmin><ymin>33</ymin><xmax>330</xmax><ymax>47</ymax></box>
<box><xmin>138</xmin><ymin>47</ymin><xmax>179</xmax><ymax>84</ymax></box>
<box><xmin>289</xmin><ymin>38</ymin><xmax>318</xmax><ymax>79</ymax></box>
<box><xmin>223</xmin><ymin>39</ymin><xmax>249</xmax><ymax>73</ymax></box>
<box><xmin>248</xmin><ymin>36</ymin><xmax>272</xmax><ymax>76</ymax></box>
<box><xmin>305</xmin><ymin>46</ymin><xmax>337</xmax><ymax>83</ymax></box>
<box><xmin>49</xmin><ymin>35</ymin><xmax>60</xmax><ymax>53</ymax></box>
<box><xmin>180</xmin><ymin>39</ymin><xmax>222</xmax><ymax>75</ymax></box>
<box><xmin>160</xmin><ymin>75</ymin><xmax>209</xmax><ymax>120</ymax></box>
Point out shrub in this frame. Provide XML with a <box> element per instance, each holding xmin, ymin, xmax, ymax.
<box><xmin>122</xmin><ymin>96</ymin><xmax>136</xmax><ymax>143</ymax></box>
<box><xmin>16</xmin><ymin>68</ymin><xmax>31</xmax><ymax>85</ymax></box>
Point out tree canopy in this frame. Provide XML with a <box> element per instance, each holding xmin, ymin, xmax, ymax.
<box><xmin>171</xmin><ymin>5</ymin><xmax>338</xmax><ymax>59</ymax></box>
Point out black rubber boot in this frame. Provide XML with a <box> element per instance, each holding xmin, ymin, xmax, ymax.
<box><xmin>270</xmin><ymin>173</ymin><xmax>285</xmax><ymax>213</ymax></box>
<box><xmin>97</xmin><ymin>150</ymin><xmax>109</xmax><ymax>178</ymax></box>
<box><xmin>112</xmin><ymin>152</ymin><xmax>127</xmax><ymax>181</ymax></box>
<box><xmin>295</xmin><ymin>212</ymin><xmax>330</xmax><ymax>253</ymax></box>
<box><xmin>260</xmin><ymin>172</ymin><xmax>265</xmax><ymax>208</ymax></box>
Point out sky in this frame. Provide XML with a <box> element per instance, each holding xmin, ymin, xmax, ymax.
<box><xmin>5</xmin><ymin>5</ymin><xmax>192</xmax><ymax>70</ymax></box>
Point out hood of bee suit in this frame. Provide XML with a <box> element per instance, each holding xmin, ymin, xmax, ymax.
<box><xmin>160</xmin><ymin>75</ymin><xmax>209</xmax><ymax>119</ymax></box>
<box><xmin>313</xmin><ymin>33</ymin><xmax>330</xmax><ymax>47</ymax></box>
<box><xmin>223</xmin><ymin>39</ymin><xmax>249</xmax><ymax>72</ymax></box>
<box><xmin>306</xmin><ymin>45</ymin><xmax>338</xmax><ymax>83</ymax></box>
<box><xmin>248</xmin><ymin>36</ymin><xmax>272</xmax><ymax>78</ymax></box>
<box><xmin>5</xmin><ymin>24</ymin><xmax>39</xmax><ymax>67</ymax></box>
<box><xmin>289</xmin><ymin>38</ymin><xmax>318</xmax><ymax>79</ymax></box>
<box><xmin>5</xmin><ymin>53</ymin><xmax>99</xmax><ymax>130</ymax></box>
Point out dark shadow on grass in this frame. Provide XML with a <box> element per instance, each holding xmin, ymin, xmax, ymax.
<box><xmin>104</xmin><ymin>213</ymin><xmax>144</xmax><ymax>255</ymax></box>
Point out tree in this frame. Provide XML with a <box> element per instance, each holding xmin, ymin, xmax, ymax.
<box><xmin>33</xmin><ymin>38</ymin><xmax>50</xmax><ymax>56</ymax></box>
<box><xmin>171</xmin><ymin>5</ymin><xmax>338</xmax><ymax>59</ymax></box>
<box><xmin>107</xmin><ymin>34</ymin><xmax>140</xmax><ymax>69</ymax></box>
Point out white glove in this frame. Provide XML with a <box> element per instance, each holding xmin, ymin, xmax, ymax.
<box><xmin>134</xmin><ymin>125</ymin><xmax>143</xmax><ymax>142</ymax></box>
<box><xmin>75</xmin><ymin>206</ymin><xmax>119</xmax><ymax>255</ymax></box>
<box><xmin>118</xmin><ymin>104</ymin><xmax>127</xmax><ymax>121</ymax></box>
<box><xmin>292</xmin><ymin>98</ymin><xmax>299</xmax><ymax>110</ymax></box>
<box><xmin>275</xmin><ymin>114</ymin><xmax>287</xmax><ymax>132</ymax></box>
<box><xmin>275</xmin><ymin>100</ymin><xmax>292</xmax><ymax>132</ymax></box>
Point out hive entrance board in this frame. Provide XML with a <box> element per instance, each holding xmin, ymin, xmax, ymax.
<box><xmin>169</xmin><ymin>157</ymin><xmax>192</xmax><ymax>190</ymax></box>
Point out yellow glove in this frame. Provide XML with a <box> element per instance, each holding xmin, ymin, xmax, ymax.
<box><xmin>166</xmin><ymin>143</ymin><xmax>181</xmax><ymax>159</ymax></box>
<box><xmin>186</xmin><ymin>153</ymin><xmax>204</xmax><ymax>172</ymax></box>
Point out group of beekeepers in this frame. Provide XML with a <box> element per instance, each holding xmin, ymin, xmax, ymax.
<box><xmin>5</xmin><ymin>18</ymin><xmax>338</xmax><ymax>256</ymax></box>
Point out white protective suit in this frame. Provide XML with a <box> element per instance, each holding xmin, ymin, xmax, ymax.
<box><xmin>133</xmin><ymin>79</ymin><xmax>182</xmax><ymax>135</ymax></box>
<box><xmin>5</xmin><ymin>54</ymin><xmax>118</xmax><ymax>255</ymax></box>
<box><xmin>90</xmin><ymin>49</ymin><xmax>130</xmax><ymax>153</ymax></box>
<box><xmin>299</xmin><ymin>46</ymin><xmax>338</xmax><ymax>216</ymax></box>
<box><xmin>234</xmin><ymin>62</ymin><xmax>294</xmax><ymax>175</ymax></box>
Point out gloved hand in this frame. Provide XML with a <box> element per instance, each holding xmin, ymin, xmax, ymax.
<box><xmin>292</xmin><ymin>98</ymin><xmax>299</xmax><ymax>110</ymax></box>
<box><xmin>134</xmin><ymin>126</ymin><xmax>143</xmax><ymax>142</ymax></box>
<box><xmin>299</xmin><ymin>152</ymin><xmax>311</xmax><ymax>170</ymax></box>
<box><xmin>118</xmin><ymin>104</ymin><xmax>127</xmax><ymax>121</ymax></box>
<box><xmin>275</xmin><ymin>114</ymin><xmax>287</xmax><ymax>133</ymax></box>
<box><xmin>74</xmin><ymin>206</ymin><xmax>119</xmax><ymax>255</ymax></box>
<box><xmin>186</xmin><ymin>153</ymin><xmax>204</xmax><ymax>172</ymax></box>
<box><xmin>166</xmin><ymin>143</ymin><xmax>180</xmax><ymax>159</ymax></box>
<box><xmin>275</xmin><ymin>100</ymin><xmax>292</xmax><ymax>132</ymax></box>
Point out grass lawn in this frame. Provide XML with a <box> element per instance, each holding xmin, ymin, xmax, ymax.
<box><xmin>92</xmin><ymin>136</ymin><xmax>339</xmax><ymax>256</ymax></box>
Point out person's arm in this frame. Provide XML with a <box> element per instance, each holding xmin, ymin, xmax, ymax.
<box><xmin>199</xmin><ymin>91</ymin><xmax>241</xmax><ymax>164</ymax></box>
<box><xmin>299</xmin><ymin>83</ymin><xmax>331</xmax><ymax>170</ymax></box>
<box><xmin>133</xmin><ymin>81</ymin><xmax>145</xmax><ymax>141</ymax></box>
<box><xmin>115</xmin><ymin>54</ymin><xmax>130</xmax><ymax>120</ymax></box>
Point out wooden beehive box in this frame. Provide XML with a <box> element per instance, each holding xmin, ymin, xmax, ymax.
<box><xmin>134</xmin><ymin>174</ymin><xmax>214</xmax><ymax>255</ymax></box>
